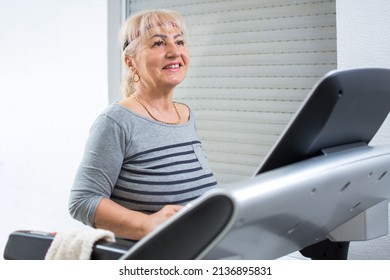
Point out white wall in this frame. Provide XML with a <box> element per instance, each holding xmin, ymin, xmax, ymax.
<box><xmin>337</xmin><ymin>0</ymin><xmax>390</xmax><ymax>259</ymax></box>
<box><xmin>0</xmin><ymin>0</ymin><xmax>108</xmax><ymax>256</ymax></box>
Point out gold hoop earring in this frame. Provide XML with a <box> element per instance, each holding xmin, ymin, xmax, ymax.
<box><xmin>133</xmin><ymin>73</ymin><xmax>140</xmax><ymax>83</ymax></box>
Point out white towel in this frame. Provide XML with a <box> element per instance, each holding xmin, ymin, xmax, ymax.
<box><xmin>45</xmin><ymin>228</ymin><xmax>115</xmax><ymax>260</ymax></box>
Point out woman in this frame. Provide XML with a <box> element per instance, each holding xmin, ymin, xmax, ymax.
<box><xmin>68</xmin><ymin>9</ymin><xmax>217</xmax><ymax>240</ymax></box>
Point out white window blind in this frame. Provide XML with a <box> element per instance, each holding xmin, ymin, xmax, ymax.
<box><xmin>126</xmin><ymin>0</ymin><xmax>337</xmax><ymax>184</ymax></box>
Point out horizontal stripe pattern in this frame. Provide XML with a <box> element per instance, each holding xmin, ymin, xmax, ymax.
<box><xmin>111</xmin><ymin>139</ymin><xmax>217</xmax><ymax>213</ymax></box>
<box><xmin>124</xmin><ymin>140</ymin><xmax>201</xmax><ymax>162</ymax></box>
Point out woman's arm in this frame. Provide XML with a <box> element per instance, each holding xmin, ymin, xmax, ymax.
<box><xmin>69</xmin><ymin>113</ymin><xmax>127</xmax><ymax>227</ymax></box>
<box><xmin>94</xmin><ymin>197</ymin><xmax>183</xmax><ymax>240</ymax></box>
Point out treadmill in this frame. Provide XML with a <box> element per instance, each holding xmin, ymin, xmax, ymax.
<box><xmin>4</xmin><ymin>68</ymin><xmax>390</xmax><ymax>260</ymax></box>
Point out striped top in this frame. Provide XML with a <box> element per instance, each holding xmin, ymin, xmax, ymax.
<box><xmin>69</xmin><ymin>103</ymin><xmax>218</xmax><ymax>227</ymax></box>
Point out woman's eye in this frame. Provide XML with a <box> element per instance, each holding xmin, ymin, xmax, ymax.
<box><xmin>152</xmin><ymin>40</ymin><xmax>165</xmax><ymax>47</ymax></box>
<box><xmin>176</xmin><ymin>40</ymin><xmax>185</xmax><ymax>46</ymax></box>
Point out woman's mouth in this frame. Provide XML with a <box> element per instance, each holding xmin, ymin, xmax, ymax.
<box><xmin>162</xmin><ymin>63</ymin><xmax>182</xmax><ymax>70</ymax></box>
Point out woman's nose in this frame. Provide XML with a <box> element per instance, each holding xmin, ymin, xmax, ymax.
<box><xmin>165</xmin><ymin>42</ymin><xmax>180</xmax><ymax>58</ymax></box>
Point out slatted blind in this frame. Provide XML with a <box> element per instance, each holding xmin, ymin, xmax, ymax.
<box><xmin>126</xmin><ymin>0</ymin><xmax>337</xmax><ymax>184</ymax></box>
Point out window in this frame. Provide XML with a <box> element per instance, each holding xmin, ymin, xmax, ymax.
<box><xmin>123</xmin><ymin>0</ymin><xmax>337</xmax><ymax>183</ymax></box>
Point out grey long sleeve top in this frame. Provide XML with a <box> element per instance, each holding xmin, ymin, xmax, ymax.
<box><xmin>69</xmin><ymin>103</ymin><xmax>218</xmax><ymax>226</ymax></box>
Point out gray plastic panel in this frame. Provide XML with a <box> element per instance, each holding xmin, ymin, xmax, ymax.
<box><xmin>207</xmin><ymin>145</ymin><xmax>390</xmax><ymax>259</ymax></box>
<box><xmin>120</xmin><ymin>189</ymin><xmax>237</xmax><ymax>260</ymax></box>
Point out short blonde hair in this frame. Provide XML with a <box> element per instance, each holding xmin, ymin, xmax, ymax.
<box><xmin>119</xmin><ymin>9</ymin><xmax>188</xmax><ymax>98</ymax></box>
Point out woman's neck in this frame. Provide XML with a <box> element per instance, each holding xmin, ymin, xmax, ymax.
<box><xmin>134</xmin><ymin>86</ymin><xmax>175</xmax><ymax>111</ymax></box>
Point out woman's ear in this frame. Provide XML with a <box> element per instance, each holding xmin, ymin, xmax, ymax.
<box><xmin>124</xmin><ymin>56</ymin><xmax>134</xmax><ymax>70</ymax></box>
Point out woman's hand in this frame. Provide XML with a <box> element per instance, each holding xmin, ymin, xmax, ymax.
<box><xmin>141</xmin><ymin>204</ymin><xmax>183</xmax><ymax>236</ymax></box>
<box><xmin>94</xmin><ymin>198</ymin><xmax>183</xmax><ymax>240</ymax></box>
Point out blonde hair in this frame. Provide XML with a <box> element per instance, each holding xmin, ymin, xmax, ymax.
<box><xmin>119</xmin><ymin>9</ymin><xmax>188</xmax><ymax>98</ymax></box>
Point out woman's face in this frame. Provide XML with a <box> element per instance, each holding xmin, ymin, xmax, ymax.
<box><xmin>131</xmin><ymin>27</ymin><xmax>190</xmax><ymax>93</ymax></box>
